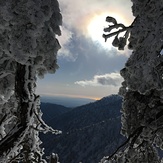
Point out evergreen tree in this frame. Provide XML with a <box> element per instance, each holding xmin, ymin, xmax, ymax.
<box><xmin>0</xmin><ymin>0</ymin><xmax>62</xmax><ymax>162</ymax></box>
<box><xmin>102</xmin><ymin>0</ymin><xmax>163</xmax><ymax>162</ymax></box>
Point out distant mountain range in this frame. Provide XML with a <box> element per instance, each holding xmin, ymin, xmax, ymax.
<box><xmin>40</xmin><ymin>95</ymin><xmax>125</xmax><ymax>163</ymax></box>
<box><xmin>40</xmin><ymin>95</ymin><xmax>95</xmax><ymax>107</ymax></box>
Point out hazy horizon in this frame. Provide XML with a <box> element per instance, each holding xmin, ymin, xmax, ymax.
<box><xmin>40</xmin><ymin>94</ymin><xmax>96</xmax><ymax>107</ymax></box>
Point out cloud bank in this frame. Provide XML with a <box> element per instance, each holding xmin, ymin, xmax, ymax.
<box><xmin>57</xmin><ymin>0</ymin><xmax>133</xmax><ymax>60</ymax></box>
<box><xmin>59</xmin><ymin>0</ymin><xmax>133</xmax><ymax>34</ymax></box>
<box><xmin>75</xmin><ymin>72</ymin><xmax>123</xmax><ymax>87</ymax></box>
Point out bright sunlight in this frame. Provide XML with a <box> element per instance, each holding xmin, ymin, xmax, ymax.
<box><xmin>87</xmin><ymin>13</ymin><xmax>127</xmax><ymax>50</ymax></box>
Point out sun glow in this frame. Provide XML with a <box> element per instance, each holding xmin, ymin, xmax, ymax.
<box><xmin>87</xmin><ymin>13</ymin><xmax>128</xmax><ymax>50</ymax></box>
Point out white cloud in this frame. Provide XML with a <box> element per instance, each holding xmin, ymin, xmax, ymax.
<box><xmin>75</xmin><ymin>72</ymin><xmax>123</xmax><ymax>87</ymax></box>
<box><xmin>57</xmin><ymin>26</ymin><xmax>72</xmax><ymax>47</ymax></box>
<box><xmin>57</xmin><ymin>26</ymin><xmax>78</xmax><ymax>61</ymax></box>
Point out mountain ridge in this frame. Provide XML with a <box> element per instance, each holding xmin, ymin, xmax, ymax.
<box><xmin>40</xmin><ymin>94</ymin><xmax>125</xmax><ymax>163</ymax></box>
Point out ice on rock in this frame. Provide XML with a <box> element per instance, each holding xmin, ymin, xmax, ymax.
<box><xmin>103</xmin><ymin>0</ymin><xmax>163</xmax><ymax>162</ymax></box>
<box><xmin>0</xmin><ymin>0</ymin><xmax>62</xmax><ymax>162</ymax></box>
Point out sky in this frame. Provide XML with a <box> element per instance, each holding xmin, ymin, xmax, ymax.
<box><xmin>37</xmin><ymin>0</ymin><xmax>134</xmax><ymax>100</ymax></box>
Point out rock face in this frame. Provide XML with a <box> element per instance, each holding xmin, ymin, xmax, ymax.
<box><xmin>40</xmin><ymin>95</ymin><xmax>125</xmax><ymax>163</ymax></box>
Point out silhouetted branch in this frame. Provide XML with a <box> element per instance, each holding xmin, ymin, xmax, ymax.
<box><xmin>103</xmin><ymin>27</ymin><xmax>131</xmax><ymax>42</ymax></box>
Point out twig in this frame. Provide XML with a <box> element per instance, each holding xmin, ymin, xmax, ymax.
<box><xmin>106</xmin><ymin>126</ymin><xmax>143</xmax><ymax>160</ymax></box>
<box><xmin>103</xmin><ymin>27</ymin><xmax>131</xmax><ymax>42</ymax></box>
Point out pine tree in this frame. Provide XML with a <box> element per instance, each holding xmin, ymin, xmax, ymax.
<box><xmin>102</xmin><ymin>0</ymin><xmax>163</xmax><ymax>162</ymax></box>
<box><xmin>0</xmin><ymin>0</ymin><xmax>62</xmax><ymax>162</ymax></box>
